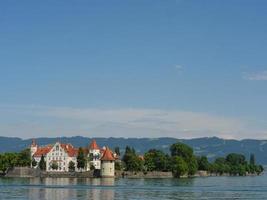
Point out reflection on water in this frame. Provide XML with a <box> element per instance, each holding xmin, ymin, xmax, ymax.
<box><xmin>29</xmin><ymin>178</ymin><xmax>115</xmax><ymax>200</ymax></box>
<box><xmin>1</xmin><ymin>175</ymin><xmax>267</xmax><ymax>200</ymax></box>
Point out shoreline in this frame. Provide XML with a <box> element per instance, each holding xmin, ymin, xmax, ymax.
<box><xmin>1</xmin><ymin>167</ymin><xmax>262</xmax><ymax>179</ymax></box>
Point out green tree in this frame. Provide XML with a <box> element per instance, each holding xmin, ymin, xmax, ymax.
<box><xmin>144</xmin><ymin>149</ymin><xmax>168</xmax><ymax>171</ymax></box>
<box><xmin>170</xmin><ymin>142</ymin><xmax>198</xmax><ymax>175</ymax></box>
<box><xmin>226</xmin><ymin>153</ymin><xmax>246</xmax><ymax>165</ymax></box>
<box><xmin>114</xmin><ymin>147</ymin><xmax>120</xmax><ymax>156</ymax></box>
<box><xmin>31</xmin><ymin>158</ymin><xmax>37</xmax><ymax>167</ymax></box>
<box><xmin>170</xmin><ymin>143</ymin><xmax>194</xmax><ymax>160</ymax></box>
<box><xmin>187</xmin><ymin>156</ymin><xmax>198</xmax><ymax>175</ymax></box>
<box><xmin>51</xmin><ymin>162</ymin><xmax>58</xmax><ymax>170</ymax></box>
<box><xmin>16</xmin><ymin>148</ymin><xmax>31</xmax><ymax>167</ymax></box>
<box><xmin>39</xmin><ymin>155</ymin><xmax>46</xmax><ymax>171</ymax></box>
<box><xmin>197</xmin><ymin>156</ymin><xmax>210</xmax><ymax>171</ymax></box>
<box><xmin>115</xmin><ymin>161</ymin><xmax>122</xmax><ymax>171</ymax></box>
<box><xmin>122</xmin><ymin>146</ymin><xmax>143</xmax><ymax>171</ymax></box>
<box><xmin>171</xmin><ymin>156</ymin><xmax>188</xmax><ymax>178</ymax></box>
<box><xmin>249</xmin><ymin>154</ymin><xmax>255</xmax><ymax>166</ymax></box>
<box><xmin>77</xmin><ymin>147</ymin><xmax>86</xmax><ymax>169</ymax></box>
<box><xmin>68</xmin><ymin>161</ymin><xmax>75</xmax><ymax>172</ymax></box>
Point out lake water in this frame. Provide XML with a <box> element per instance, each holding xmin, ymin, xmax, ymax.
<box><xmin>0</xmin><ymin>174</ymin><xmax>267</xmax><ymax>200</ymax></box>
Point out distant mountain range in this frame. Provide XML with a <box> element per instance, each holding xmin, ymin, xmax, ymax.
<box><xmin>1</xmin><ymin>136</ymin><xmax>267</xmax><ymax>164</ymax></box>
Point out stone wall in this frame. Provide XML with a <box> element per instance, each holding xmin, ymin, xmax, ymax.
<box><xmin>115</xmin><ymin>171</ymin><xmax>173</xmax><ymax>178</ymax></box>
<box><xmin>5</xmin><ymin>167</ymin><xmax>40</xmax><ymax>177</ymax></box>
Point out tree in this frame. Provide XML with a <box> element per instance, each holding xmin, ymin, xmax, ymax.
<box><xmin>51</xmin><ymin>162</ymin><xmax>58</xmax><ymax>170</ymax></box>
<box><xmin>226</xmin><ymin>153</ymin><xmax>246</xmax><ymax>166</ymax></box>
<box><xmin>115</xmin><ymin>161</ymin><xmax>122</xmax><ymax>171</ymax></box>
<box><xmin>170</xmin><ymin>143</ymin><xmax>194</xmax><ymax>160</ymax></box>
<box><xmin>114</xmin><ymin>147</ymin><xmax>120</xmax><ymax>156</ymax></box>
<box><xmin>77</xmin><ymin>147</ymin><xmax>86</xmax><ymax>169</ymax></box>
<box><xmin>197</xmin><ymin>156</ymin><xmax>210</xmax><ymax>171</ymax></box>
<box><xmin>122</xmin><ymin>146</ymin><xmax>143</xmax><ymax>171</ymax></box>
<box><xmin>68</xmin><ymin>161</ymin><xmax>75</xmax><ymax>172</ymax></box>
<box><xmin>31</xmin><ymin>158</ymin><xmax>37</xmax><ymax>167</ymax></box>
<box><xmin>171</xmin><ymin>156</ymin><xmax>188</xmax><ymax>178</ymax></box>
<box><xmin>39</xmin><ymin>155</ymin><xmax>46</xmax><ymax>171</ymax></box>
<box><xmin>170</xmin><ymin>142</ymin><xmax>198</xmax><ymax>175</ymax></box>
<box><xmin>144</xmin><ymin>149</ymin><xmax>168</xmax><ymax>171</ymax></box>
<box><xmin>186</xmin><ymin>156</ymin><xmax>198</xmax><ymax>175</ymax></box>
<box><xmin>187</xmin><ymin>156</ymin><xmax>198</xmax><ymax>175</ymax></box>
<box><xmin>90</xmin><ymin>164</ymin><xmax>95</xmax><ymax>171</ymax></box>
<box><xmin>16</xmin><ymin>148</ymin><xmax>31</xmax><ymax>167</ymax></box>
<box><xmin>250</xmin><ymin>154</ymin><xmax>255</xmax><ymax>166</ymax></box>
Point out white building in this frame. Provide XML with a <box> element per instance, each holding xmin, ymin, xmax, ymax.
<box><xmin>30</xmin><ymin>139</ymin><xmax>116</xmax><ymax>176</ymax></box>
<box><xmin>87</xmin><ymin>139</ymin><xmax>101</xmax><ymax>170</ymax></box>
<box><xmin>30</xmin><ymin>140</ymin><xmax>78</xmax><ymax>172</ymax></box>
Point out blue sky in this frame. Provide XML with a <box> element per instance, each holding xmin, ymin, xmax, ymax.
<box><xmin>1</xmin><ymin>0</ymin><xmax>267</xmax><ymax>139</ymax></box>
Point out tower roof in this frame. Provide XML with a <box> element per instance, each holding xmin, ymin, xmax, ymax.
<box><xmin>89</xmin><ymin>139</ymin><xmax>100</xmax><ymax>150</ymax></box>
<box><xmin>31</xmin><ymin>139</ymin><xmax>37</xmax><ymax>147</ymax></box>
<box><xmin>101</xmin><ymin>147</ymin><xmax>115</xmax><ymax>161</ymax></box>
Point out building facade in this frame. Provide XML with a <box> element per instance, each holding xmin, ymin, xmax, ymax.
<box><xmin>30</xmin><ymin>139</ymin><xmax>116</xmax><ymax>176</ymax></box>
<box><xmin>30</xmin><ymin>140</ymin><xmax>78</xmax><ymax>172</ymax></box>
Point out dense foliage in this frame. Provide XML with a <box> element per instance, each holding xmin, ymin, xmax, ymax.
<box><xmin>39</xmin><ymin>155</ymin><xmax>46</xmax><ymax>171</ymax></box>
<box><xmin>122</xmin><ymin>146</ymin><xmax>143</xmax><ymax>171</ymax></box>
<box><xmin>122</xmin><ymin>142</ymin><xmax>264</xmax><ymax>178</ymax></box>
<box><xmin>0</xmin><ymin>149</ymin><xmax>31</xmax><ymax>173</ymax></box>
<box><xmin>77</xmin><ymin>147</ymin><xmax>86</xmax><ymax>169</ymax></box>
<box><xmin>144</xmin><ymin>149</ymin><xmax>171</xmax><ymax>172</ymax></box>
<box><xmin>51</xmin><ymin>162</ymin><xmax>58</xmax><ymax>170</ymax></box>
<box><xmin>209</xmin><ymin>153</ymin><xmax>264</xmax><ymax>176</ymax></box>
<box><xmin>68</xmin><ymin>161</ymin><xmax>75</xmax><ymax>172</ymax></box>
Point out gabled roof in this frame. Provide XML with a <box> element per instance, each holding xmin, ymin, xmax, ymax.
<box><xmin>33</xmin><ymin>146</ymin><xmax>52</xmax><ymax>157</ymax></box>
<box><xmin>89</xmin><ymin>139</ymin><xmax>100</xmax><ymax>150</ymax></box>
<box><xmin>31</xmin><ymin>139</ymin><xmax>37</xmax><ymax>147</ymax></box>
<box><xmin>33</xmin><ymin>143</ymin><xmax>78</xmax><ymax>157</ymax></box>
<box><xmin>60</xmin><ymin>143</ymin><xmax>78</xmax><ymax>157</ymax></box>
<box><xmin>101</xmin><ymin>147</ymin><xmax>115</xmax><ymax>161</ymax></box>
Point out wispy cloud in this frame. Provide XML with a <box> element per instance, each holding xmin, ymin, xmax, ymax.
<box><xmin>243</xmin><ymin>71</ymin><xmax>267</xmax><ymax>81</ymax></box>
<box><xmin>1</xmin><ymin>105</ymin><xmax>265</xmax><ymax>139</ymax></box>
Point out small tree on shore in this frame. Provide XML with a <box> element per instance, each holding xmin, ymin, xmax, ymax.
<box><xmin>39</xmin><ymin>155</ymin><xmax>46</xmax><ymax>171</ymax></box>
<box><xmin>197</xmin><ymin>156</ymin><xmax>210</xmax><ymax>171</ymax></box>
<box><xmin>77</xmin><ymin>147</ymin><xmax>86</xmax><ymax>170</ymax></box>
<box><xmin>51</xmin><ymin>162</ymin><xmax>58</xmax><ymax>170</ymax></box>
<box><xmin>68</xmin><ymin>161</ymin><xmax>75</xmax><ymax>172</ymax></box>
<box><xmin>250</xmin><ymin>154</ymin><xmax>255</xmax><ymax>166</ymax></box>
<box><xmin>172</xmin><ymin>156</ymin><xmax>188</xmax><ymax>178</ymax></box>
<box><xmin>31</xmin><ymin>158</ymin><xmax>37</xmax><ymax>168</ymax></box>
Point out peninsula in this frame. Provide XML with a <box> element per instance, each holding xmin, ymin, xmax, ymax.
<box><xmin>0</xmin><ymin>139</ymin><xmax>264</xmax><ymax>178</ymax></box>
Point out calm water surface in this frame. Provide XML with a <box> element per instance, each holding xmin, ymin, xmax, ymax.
<box><xmin>0</xmin><ymin>174</ymin><xmax>267</xmax><ymax>200</ymax></box>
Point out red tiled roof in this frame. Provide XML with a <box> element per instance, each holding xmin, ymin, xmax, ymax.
<box><xmin>33</xmin><ymin>146</ymin><xmax>52</xmax><ymax>157</ymax></box>
<box><xmin>33</xmin><ymin>143</ymin><xmax>78</xmax><ymax>157</ymax></box>
<box><xmin>60</xmin><ymin>144</ymin><xmax>78</xmax><ymax>157</ymax></box>
<box><xmin>89</xmin><ymin>139</ymin><xmax>100</xmax><ymax>150</ymax></box>
<box><xmin>101</xmin><ymin>147</ymin><xmax>115</xmax><ymax>161</ymax></box>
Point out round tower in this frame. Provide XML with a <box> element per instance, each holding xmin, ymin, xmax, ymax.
<box><xmin>100</xmin><ymin>147</ymin><xmax>115</xmax><ymax>177</ymax></box>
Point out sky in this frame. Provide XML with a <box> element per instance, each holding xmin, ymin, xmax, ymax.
<box><xmin>0</xmin><ymin>0</ymin><xmax>267</xmax><ymax>139</ymax></box>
